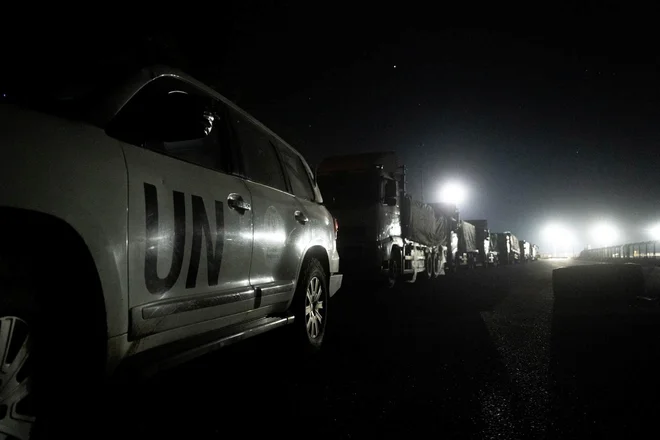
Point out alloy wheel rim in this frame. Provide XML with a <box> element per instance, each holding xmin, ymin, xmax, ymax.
<box><xmin>0</xmin><ymin>316</ymin><xmax>34</xmax><ymax>440</ymax></box>
<box><xmin>305</xmin><ymin>277</ymin><xmax>324</xmax><ymax>339</ymax></box>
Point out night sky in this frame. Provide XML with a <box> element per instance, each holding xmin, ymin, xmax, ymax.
<box><xmin>4</xmin><ymin>7</ymin><xmax>658</xmax><ymax>251</ymax></box>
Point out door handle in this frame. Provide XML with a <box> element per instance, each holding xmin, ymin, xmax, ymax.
<box><xmin>294</xmin><ymin>210</ymin><xmax>308</xmax><ymax>225</ymax></box>
<box><xmin>227</xmin><ymin>193</ymin><xmax>251</xmax><ymax>212</ymax></box>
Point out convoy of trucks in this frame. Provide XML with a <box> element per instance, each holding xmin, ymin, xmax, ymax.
<box><xmin>318</xmin><ymin>151</ymin><xmax>538</xmax><ymax>285</ymax></box>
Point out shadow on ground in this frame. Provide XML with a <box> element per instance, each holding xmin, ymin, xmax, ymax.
<box><xmin>101</xmin><ymin>270</ymin><xmax>515</xmax><ymax>439</ymax></box>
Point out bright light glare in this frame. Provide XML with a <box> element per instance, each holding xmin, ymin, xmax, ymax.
<box><xmin>542</xmin><ymin>224</ymin><xmax>575</xmax><ymax>247</ymax></box>
<box><xmin>649</xmin><ymin>224</ymin><xmax>660</xmax><ymax>240</ymax></box>
<box><xmin>543</xmin><ymin>224</ymin><xmax>570</xmax><ymax>239</ymax></box>
<box><xmin>590</xmin><ymin>222</ymin><xmax>619</xmax><ymax>247</ymax></box>
<box><xmin>439</xmin><ymin>182</ymin><xmax>467</xmax><ymax>204</ymax></box>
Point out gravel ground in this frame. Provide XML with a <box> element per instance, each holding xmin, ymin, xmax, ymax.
<box><xmin>101</xmin><ymin>259</ymin><xmax>660</xmax><ymax>439</ymax></box>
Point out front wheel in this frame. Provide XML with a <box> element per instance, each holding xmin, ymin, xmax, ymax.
<box><xmin>387</xmin><ymin>248</ymin><xmax>402</xmax><ymax>288</ymax></box>
<box><xmin>425</xmin><ymin>253</ymin><xmax>434</xmax><ymax>279</ymax></box>
<box><xmin>431</xmin><ymin>253</ymin><xmax>441</xmax><ymax>278</ymax></box>
<box><xmin>0</xmin><ymin>314</ymin><xmax>34</xmax><ymax>440</ymax></box>
<box><xmin>292</xmin><ymin>258</ymin><xmax>328</xmax><ymax>352</ymax></box>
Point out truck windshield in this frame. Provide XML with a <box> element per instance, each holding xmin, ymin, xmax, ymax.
<box><xmin>318</xmin><ymin>173</ymin><xmax>379</xmax><ymax>207</ymax></box>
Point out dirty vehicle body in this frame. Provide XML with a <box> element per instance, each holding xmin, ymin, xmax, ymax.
<box><xmin>318</xmin><ymin>152</ymin><xmax>447</xmax><ymax>285</ymax></box>
<box><xmin>494</xmin><ymin>231</ymin><xmax>521</xmax><ymax>264</ymax></box>
<box><xmin>466</xmin><ymin>219</ymin><xmax>499</xmax><ymax>267</ymax></box>
<box><xmin>0</xmin><ymin>66</ymin><xmax>342</xmax><ymax>438</ymax></box>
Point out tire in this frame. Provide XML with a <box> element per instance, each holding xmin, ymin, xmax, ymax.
<box><xmin>0</xmin><ymin>248</ymin><xmax>104</xmax><ymax>439</ymax></box>
<box><xmin>387</xmin><ymin>248</ymin><xmax>402</xmax><ymax>288</ymax></box>
<box><xmin>0</xmin><ymin>291</ymin><xmax>35</xmax><ymax>440</ymax></box>
<box><xmin>425</xmin><ymin>253</ymin><xmax>434</xmax><ymax>279</ymax></box>
<box><xmin>431</xmin><ymin>253</ymin><xmax>440</xmax><ymax>278</ymax></box>
<box><xmin>292</xmin><ymin>258</ymin><xmax>328</xmax><ymax>353</ymax></box>
<box><xmin>446</xmin><ymin>255</ymin><xmax>458</xmax><ymax>274</ymax></box>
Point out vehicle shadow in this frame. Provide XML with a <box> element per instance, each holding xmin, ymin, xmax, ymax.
<box><xmin>548</xmin><ymin>264</ymin><xmax>660</xmax><ymax>438</ymax></box>
<box><xmin>100</xmin><ymin>273</ymin><xmax>518</xmax><ymax>439</ymax></box>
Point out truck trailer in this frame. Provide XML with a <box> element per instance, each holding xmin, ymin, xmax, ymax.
<box><xmin>494</xmin><ymin>231</ymin><xmax>521</xmax><ymax>264</ymax></box>
<box><xmin>318</xmin><ymin>152</ymin><xmax>449</xmax><ymax>286</ymax></box>
<box><xmin>466</xmin><ymin>219</ymin><xmax>500</xmax><ymax>267</ymax></box>
<box><xmin>428</xmin><ymin>202</ymin><xmax>461</xmax><ymax>272</ymax></box>
<box><xmin>454</xmin><ymin>220</ymin><xmax>478</xmax><ymax>269</ymax></box>
<box><xmin>520</xmin><ymin>240</ymin><xmax>531</xmax><ymax>263</ymax></box>
<box><xmin>531</xmin><ymin>244</ymin><xmax>539</xmax><ymax>261</ymax></box>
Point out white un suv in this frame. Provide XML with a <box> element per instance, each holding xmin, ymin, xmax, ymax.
<box><xmin>0</xmin><ymin>66</ymin><xmax>342</xmax><ymax>439</ymax></box>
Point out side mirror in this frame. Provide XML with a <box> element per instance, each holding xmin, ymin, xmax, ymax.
<box><xmin>385</xmin><ymin>196</ymin><xmax>397</xmax><ymax>206</ymax></box>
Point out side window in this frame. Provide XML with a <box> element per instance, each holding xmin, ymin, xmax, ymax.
<box><xmin>278</xmin><ymin>145</ymin><xmax>315</xmax><ymax>200</ymax></box>
<box><xmin>381</xmin><ymin>178</ymin><xmax>397</xmax><ymax>200</ymax></box>
<box><xmin>384</xmin><ymin>179</ymin><xmax>398</xmax><ymax>198</ymax></box>
<box><xmin>230</xmin><ymin>111</ymin><xmax>287</xmax><ymax>191</ymax></box>
<box><xmin>106</xmin><ymin>77</ymin><xmax>231</xmax><ymax>173</ymax></box>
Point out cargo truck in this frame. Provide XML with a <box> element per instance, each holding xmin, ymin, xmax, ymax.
<box><xmin>494</xmin><ymin>231</ymin><xmax>521</xmax><ymax>264</ymax></box>
<box><xmin>318</xmin><ymin>152</ymin><xmax>449</xmax><ymax>286</ymax></box>
<box><xmin>520</xmin><ymin>240</ymin><xmax>531</xmax><ymax>263</ymax></box>
<box><xmin>531</xmin><ymin>244</ymin><xmax>539</xmax><ymax>261</ymax></box>
<box><xmin>466</xmin><ymin>219</ymin><xmax>500</xmax><ymax>267</ymax></box>
<box><xmin>429</xmin><ymin>202</ymin><xmax>460</xmax><ymax>272</ymax></box>
<box><xmin>449</xmin><ymin>220</ymin><xmax>479</xmax><ymax>270</ymax></box>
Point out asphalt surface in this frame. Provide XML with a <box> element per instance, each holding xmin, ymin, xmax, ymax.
<box><xmin>105</xmin><ymin>259</ymin><xmax>660</xmax><ymax>439</ymax></box>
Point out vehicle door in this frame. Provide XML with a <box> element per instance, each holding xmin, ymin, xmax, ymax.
<box><xmin>229</xmin><ymin>109</ymin><xmax>310</xmax><ymax>311</ymax></box>
<box><xmin>106</xmin><ymin>76</ymin><xmax>255</xmax><ymax>340</ymax></box>
<box><xmin>275</xmin><ymin>140</ymin><xmax>333</xmax><ymax>256</ymax></box>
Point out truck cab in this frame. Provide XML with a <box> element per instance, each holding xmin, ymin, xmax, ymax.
<box><xmin>318</xmin><ymin>152</ymin><xmax>447</xmax><ymax>285</ymax></box>
<box><xmin>318</xmin><ymin>153</ymin><xmax>403</xmax><ymax>277</ymax></box>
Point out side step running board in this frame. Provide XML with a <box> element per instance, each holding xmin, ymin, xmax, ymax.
<box><xmin>118</xmin><ymin>315</ymin><xmax>294</xmax><ymax>379</ymax></box>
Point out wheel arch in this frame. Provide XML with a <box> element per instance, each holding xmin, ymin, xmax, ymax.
<box><xmin>0</xmin><ymin>208</ymin><xmax>108</xmax><ymax>344</ymax></box>
<box><xmin>286</xmin><ymin>245</ymin><xmax>330</xmax><ymax>310</ymax></box>
<box><xmin>302</xmin><ymin>245</ymin><xmax>330</xmax><ymax>281</ymax></box>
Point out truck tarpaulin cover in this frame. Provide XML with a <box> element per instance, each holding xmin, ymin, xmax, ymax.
<box><xmin>509</xmin><ymin>233</ymin><xmax>520</xmax><ymax>254</ymax></box>
<box><xmin>466</xmin><ymin>219</ymin><xmax>488</xmax><ymax>250</ymax></box>
<box><xmin>429</xmin><ymin>202</ymin><xmax>458</xmax><ymax>221</ymax></box>
<box><xmin>458</xmin><ymin>221</ymin><xmax>478</xmax><ymax>253</ymax></box>
<box><xmin>490</xmin><ymin>233</ymin><xmax>499</xmax><ymax>251</ymax></box>
<box><xmin>403</xmin><ymin>196</ymin><xmax>449</xmax><ymax>246</ymax></box>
